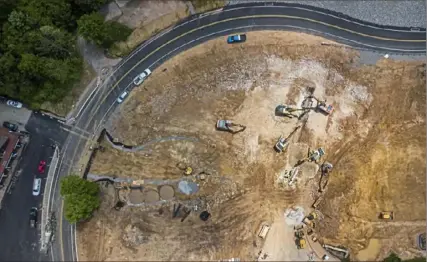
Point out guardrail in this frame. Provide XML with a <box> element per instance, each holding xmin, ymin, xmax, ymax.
<box><xmin>40</xmin><ymin>146</ymin><xmax>59</xmax><ymax>252</ymax></box>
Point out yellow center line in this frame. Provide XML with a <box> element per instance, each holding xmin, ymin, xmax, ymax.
<box><xmin>90</xmin><ymin>14</ymin><xmax>425</xmax><ymax>121</ymax></box>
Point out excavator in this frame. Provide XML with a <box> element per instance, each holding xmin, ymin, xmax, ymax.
<box><xmin>306</xmin><ymin>95</ymin><xmax>334</xmax><ymax>115</ymax></box>
<box><xmin>275</xmin><ymin>104</ymin><xmax>309</xmax><ymax>119</ymax></box>
<box><xmin>274</xmin><ymin>126</ymin><xmax>301</xmax><ymax>153</ymax></box>
<box><xmin>319</xmin><ymin>162</ymin><xmax>333</xmax><ymax>193</ymax></box>
<box><xmin>216</xmin><ymin>120</ymin><xmax>246</xmax><ymax>134</ymax></box>
<box><xmin>296</xmin><ymin>147</ymin><xmax>326</xmax><ymax>166</ymax></box>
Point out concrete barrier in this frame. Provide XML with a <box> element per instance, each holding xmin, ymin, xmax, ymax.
<box><xmin>40</xmin><ymin>146</ymin><xmax>59</xmax><ymax>252</ymax></box>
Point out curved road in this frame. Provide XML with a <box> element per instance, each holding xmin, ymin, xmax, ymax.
<box><xmin>50</xmin><ymin>2</ymin><xmax>426</xmax><ymax>261</ymax></box>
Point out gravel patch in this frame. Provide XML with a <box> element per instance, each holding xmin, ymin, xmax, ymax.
<box><xmin>226</xmin><ymin>0</ymin><xmax>426</xmax><ymax>28</ymax></box>
<box><xmin>357</xmin><ymin>50</ymin><xmax>426</xmax><ymax>65</ymax></box>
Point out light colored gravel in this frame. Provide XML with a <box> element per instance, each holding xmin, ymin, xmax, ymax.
<box><xmin>226</xmin><ymin>0</ymin><xmax>426</xmax><ymax>28</ymax></box>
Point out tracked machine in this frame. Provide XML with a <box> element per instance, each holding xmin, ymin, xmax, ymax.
<box><xmin>216</xmin><ymin>120</ymin><xmax>246</xmax><ymax>134</ymax></box>
<box><xmin>275</xmin><ymin>104</ymin><xmax>309</xmax><ymax>119</ymax></box>
<box><xmin>274</xmin><ymin>126</ymin><xmax>301</xmax><ymax>153</ymax></box>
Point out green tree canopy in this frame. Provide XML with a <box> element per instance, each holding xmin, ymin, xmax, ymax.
<box><xmin>64</xmin><ymin>193</ymin><xmax>100</xmax><ymax>223</ymax></box>
<box><xmin>60</xmin><ymin>175</ymin><xmax>100</xmax><ymax>196</ymax></box>
<box><xmin>78</xmin><ymin>12</ymin><xmax>131</xmax><ymax>48</ymax></box>
<box><xmin>60</xmin><ymin>175</ymin><xmax>100</xmax><ymax>224</ymax></box>
<box><xmin>18</xmin><ymin>0</ymin><xmax>72</xmax><ymax>29</ymax></box>
<box><xmin>71</xmin><ymin>0</ymin><xmax>110</xmax><ymax>15</ymax></box>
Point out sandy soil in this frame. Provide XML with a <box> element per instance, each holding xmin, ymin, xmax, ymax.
<box><xmin>79</xmin><ymin>31</ymin><xmax>426</xmax><ymax>261</ymax></box>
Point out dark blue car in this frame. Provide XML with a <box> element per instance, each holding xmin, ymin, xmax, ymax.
<box><xmin>227</xmin><ymin>34</ymin><xmax>247</xmax><ymax>44</ymax></box>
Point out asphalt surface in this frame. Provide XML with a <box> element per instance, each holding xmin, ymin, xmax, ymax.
<box><xmin>0</xmin><ymin>113</ymin><xmax>68</xmax><ymax>261</ymax></box>
<box><xmin>46</xmin><ymin>2</ymin><xmax>426</xmax><ymax>262</ymax></box>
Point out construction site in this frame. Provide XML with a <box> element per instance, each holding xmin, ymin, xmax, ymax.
<box><xmin>77</xmin><ymin>31</ymin><xmax>426</xmax><ymax>261</ymax></box>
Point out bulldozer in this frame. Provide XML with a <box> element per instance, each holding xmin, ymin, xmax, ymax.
<box><xmin>274</xmin><ymin>126</ymin><xmax>301</xmax><ymax>153</ymax></box>
<box><xmin>303</xmin><ymin>211</ymin><xmax>318</xmax><ymax>228</ymax></box>
<box><xmin>275</xmin><ymin>105</ymin><xmax>308</xmax><ymax>118</ymax></box>
<box><xmin>379</xmin><ymin>211</ymin><xmax>394</xmax><ymax>220</ymax></box>
<box><xmin>216</xmin><ymin>120</ymin><xmax>246</xmax><ymax>134</ymax></box>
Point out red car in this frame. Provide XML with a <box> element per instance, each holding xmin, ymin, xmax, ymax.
<box><xmin>38</xmin><ymin>161</ymin><xmax>46</xmax><ymax>174</ymax></box>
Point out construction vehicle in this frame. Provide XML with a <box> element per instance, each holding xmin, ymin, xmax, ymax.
<box><xmin>379</xmin><ymin>211</ymin><xmax>394</xmax><ymax>220</ymax></box>
<box><xmin>216</xmin><ymin>120</ymin><xmax>246</xmax><ymax>134</ymax></box>
<box><xmin>297</xmin><ymin>147</ymin><xmax>325</xmax><ymax>165</ymax></box>
<box><xmin>321</xmin><ymin>162</ymin><xmax>333</xmax><ymax>175</ymax></box>
<box><xmin>274</xmin><ymin>126</ymin><xmax>301</xmax><ymax>153</ymax></box>
<box><xmin>312</xmin><ymin>195</ymin><xmax>324</xmax><ymax>209</ymax></box>
<box><xmin>307</xmin><ymin>211</ymin><xmax>318</xmax><ymax>220</ymax></box>
<box><xmin>275</xmin><ymin>105</ymin><xmax>307</xmax><ymax>118</ymax></box>
<box><xmin>294</xmin><ymin>226</ymin><xmax>306</xmax><ymax>249</ymax></box>
<box><xmin>303</xmin><ymin>211</ymin><xmax>318</xmax><ymax>228</ymax></box>
<box><xmin>258</xmin><ymin>224</ymin><xmax>271</xmax><ymax>239</ymax></box>
<box><xmin>307</xmin><ymin>95</ymin><xmax>334</xmax><ymax>115</ymax></box>
<box><xmin>418</xmin><ymin>232</ymin><xmax>426</xmax><ymax>250</ymax></box>
<box><xmin>176</xmin><ymin>163</ymin><xmax>193</xmax><ymax>176</ymax></box>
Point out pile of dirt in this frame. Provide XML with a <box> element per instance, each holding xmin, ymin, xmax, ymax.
<box><xmin>79</xmin><ymin>31</ymin><xmax>426</xmax><ymax>261</ymax></box>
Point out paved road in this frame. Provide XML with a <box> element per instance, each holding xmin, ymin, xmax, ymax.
<box><xmin>50</xmin><ymin>2</ymin><xmax>426</xmax><ymax>261</ymax></box>
<box><xmin>0</xmin><ymin>113</ymin><xmax>68</xmax><ymax>261</ymax></box>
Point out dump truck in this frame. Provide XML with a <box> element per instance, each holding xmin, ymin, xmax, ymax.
<box><xmin>258</xmin><ymin>224</ymin><xmax>271</xmax><ymax>239</ymax></box>
<box><xmin>216</xmin><ymin>120</ymin><xmax>246</xmax><ymax>134</ymax></box>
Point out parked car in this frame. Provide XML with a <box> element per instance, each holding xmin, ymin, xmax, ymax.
<box><xmin>227</xmin><ymin>34</ymin><xmax>247</xmax><ymax>44</ymax></box>
<box><xmin>3</xmin><ymin>121</ymin><xmax>18</xmax><ymax>132</ymax></box>
<box><xmin>116</xmin><ymin>91</ymin><xmax>129</xmax><ymax>104</ymax></box>
<box><xmin>32</xmin><ymin>178</ymin><xmax>41</xmax><ymax>196</ymax></box>
<box><xmin>6</xmin><ymin>100</ymin><xmax>22</xmax><ymax>109</ymax></box>
<box><xmin>38</xmin><ymin>160</ymin><xmax>46</xmax><ymax>174</ymax></box>
<box><xmin>29</xmin><ymin>207</ymin><xmax>38</xmax><ymax>228</ymax></box>
<box><xmin>133</xmin><ymin>68</ymin><xmax>151</xmax><ymax>86</ymax></box>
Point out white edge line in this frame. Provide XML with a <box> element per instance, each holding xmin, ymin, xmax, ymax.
<box><xmin>75</xmin><ymin>3</ymin><xmax>422</xmax><ymax>119</ymax></box>
<box><xmin>95</xmin><ymin>23</ymin><xmax>425</xmax><ymax>133</ymax></box>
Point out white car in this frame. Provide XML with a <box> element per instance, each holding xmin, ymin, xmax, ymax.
<box><xmin>133</xmin><ymin>68</ymin><xmax>151</xmax><ymax>86</ymax></box>
<box><xmin>6</xmin><ymin>100</ymin><xmax>22</xmax><ymax>109</ymax></box>
<box><xmin>32</xmin><ymin>178</ymin><xmax>41</xmax><ymax>196</ymax></box>
<box><xmin>116</xmin><ymin>91</ymin><xmax>128</xmax><ymax>104</ymax></box>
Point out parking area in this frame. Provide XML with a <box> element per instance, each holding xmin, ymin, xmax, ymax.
<box><xmin>0</xmin><ymin>101</ymin><xmax>32</xmax><ymax>132</ymax></box>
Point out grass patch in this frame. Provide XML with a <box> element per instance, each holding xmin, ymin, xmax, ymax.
<box><xmin>40</xmin><ymin>62</ymin><xmax>96</xmax><ymax>117</ymax></box>
<box><xmin>190</xmin><ymin>0</ymin><xmax>226</xmax><ymax>13</ymax></box>
<box><xmin>108</xmin><ymin>7</ymin><xmax>190</xmax><ymax>58</ymax></box>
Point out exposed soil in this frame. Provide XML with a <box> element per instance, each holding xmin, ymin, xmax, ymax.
<box><xmin>78</xmin><ymin>31</ymin><xmax>426</xmax><ymax>261</ymax></box>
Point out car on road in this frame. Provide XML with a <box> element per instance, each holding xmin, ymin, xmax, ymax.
<box><xmin>3</xmin><ymin>121</ymin><xmax>18</xmax><ymax>132</ymax></box>
<box><xmin>133</xmin><ymin>68</ymin><xmax>151</xmax><ymax>86</ymax></box>
<box><xmin>6</xmin><ymin>100</ymin><xmax>22</xmax><ymax>109</ymax></box>
<box><xmin>38</xmin><ymin>160</ymin><xmax>46</xmax><ymax>174</ymax></box>
<box><xmin>32</xmin><ymin>178</ymin><xmax>41</xmax><ymax>196</ymax></box>
<box><xmin>227</xmin><ymin>34</ymin><xmax>247</xmax><ymax>44</ymax></box>
<box><xmin>116</xmin><ymin>91</ymin><xmax>129</xmax><ymax>104</ymax></box>
<box><xmin>29</xmin><ymin>207</ymin><xmax>38</xmax><ymax>228</ymax></box>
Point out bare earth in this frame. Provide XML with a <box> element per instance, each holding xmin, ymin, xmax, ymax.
<box><xmin>79</xmin><ymin>31</ymin><xmax>426</xmax><ymax>261</ymax></box>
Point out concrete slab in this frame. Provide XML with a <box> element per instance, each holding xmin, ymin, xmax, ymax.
<box><xmin>0</xmin><ymin>103</ymin><xmax>31</xmax><ymax>132</ymax></box>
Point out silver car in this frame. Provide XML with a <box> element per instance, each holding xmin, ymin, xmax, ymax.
<box><xmin>32</xmin><ymin>178</ymin><xmax>41</xmax><ymax>196</ymax></box>
<box><xmin>133</xmin><ymin>68</ymin><xmax>151</xmax><ymax>86</ymax></box>
<box><xmin>117</xmin><ymin>91</ymin><xmax>128</xmax><ymax>104</ymax></box>
<box><xmin>6</xmin><ymin>100</ymin><xmax>22</xmax><ymax>108</ymax></box>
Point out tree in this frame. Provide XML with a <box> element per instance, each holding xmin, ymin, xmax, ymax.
<box><xmin>60</xmin><ymin>175</ymin><xmax>100</xmax><ymax>224</ymax></box>
<box><xmin>60</xmin><ymin>175</ymin><xmax>100</xmax><ymax>196</ymax></box>
<box><xmin>77</xmin><ymin>12</ymin><xmax>106</xmax><ymax>47</ymax></box>
<box><xmin>18</xmin><ymin>0</ymin><xmax>72</xmax><ymax>29</ymax></box>
<box><xmin>78</xmin><ymin>12</ymin><xmax>131</xmax><ymax>48</ymax></box>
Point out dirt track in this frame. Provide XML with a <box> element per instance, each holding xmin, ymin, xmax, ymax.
<box><xmin>79</xmin><ymin>31</ymin><xmax>426</xmax><ymax>261</ymax></box>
